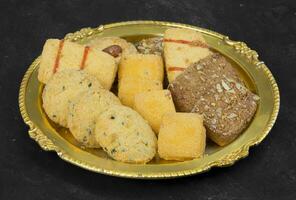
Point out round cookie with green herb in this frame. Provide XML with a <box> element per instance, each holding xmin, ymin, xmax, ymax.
<box><xmin>95</xmin><ymin>105</ymin><xmax>157</xmax><ymax>163</ymax></box>
<box><xmin>42</xmin><ymin>69</ymin><xmax>103</xmax><ymax>127</ymax></box>
<box><xmin>68</xmin><ymin>89</ymin><xmax>121</xmax><ymax>148</ymax></box>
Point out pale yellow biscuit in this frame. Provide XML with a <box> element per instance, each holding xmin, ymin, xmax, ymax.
<box><xmin>95</xmin><ymin>105</ymin><xmax>157</xmax><ymax>164</ymax></box>
<box><xmin>163</xmin><ymin>28</ymin><xmax>212</xmax><ymax>82</ymax></box>
<box><xmin>42</xmin><ymin>69</ymin><xmax>103</xmax><ymax>127</ymax></box>
<box><xmin>158</xmin><ymin>112</ymin><xmax>206</xmax><ymax>161</ymax></box>
<box><xmin>38</xmin><ymin>39</ymin><xmax>117</xmax><ymax>90</ymax></box>
<box><xmin>68</xmin><ymin>89</ymin><xmax>121</xmax><ymax>148</ymax></box>
<box><xmin>118</xmin><ymin>78</ymin><xmax>163</xmax><ymax>108</ymax></box>
<box><xmin>86</xmin><ymin>37</ymin><xmax>138</xmax><ymax>63</ymax></box>
<box><xmin>118</xmin><ymin>54</ymin><xmax>164</xmax><ymax>81</ymax></box>
<box><xmin>134</xmin><ymin>90</ymin><xmax>175</xmax><ymax>133</ymax></box>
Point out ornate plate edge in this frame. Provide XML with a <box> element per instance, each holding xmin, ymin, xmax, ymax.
<box><xmin>19</xmin><ymin>20</ymin><xmax>280</xmax><ymax>179</ymax></box>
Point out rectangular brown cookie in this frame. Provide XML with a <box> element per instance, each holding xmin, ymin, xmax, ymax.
<box><xmin>169</xmin><ymin>53</ymin><xmax>259</xmax><ymax>146</ymax></box>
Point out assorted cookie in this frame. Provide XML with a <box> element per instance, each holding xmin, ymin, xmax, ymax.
<box><xmin>118</xmin><ymin>54</ymin><xmax>164</xmax><ymax>107</ymax></box>
<box><xmin>163</xmin><ymin>28</ymin><xmax>212</xmax><ymax>82</ymax></box>
<box><xmin>95</xmin><ymin>105</ymin><xmax>157</xmax><ymax>164</ymax></box>
<box><xmin>118</xmin><ymin>54</ymin><xmax>164</xmax><ymax>81</ymax></box>
<box><xmin>168</xmin><ymin>53</ymin><xmax>258</xmax><ymax>146</ymax></box>
<box><xmin>42</xmin><ymin>69</ymin><xmax>103</xmax><ymax>127</ymax></box>
<box><xmin>68</xmin><ymin>89</ymin><xmax>121</xmax><ymax>148</ymax></box>
<box><xmin>118</xmin><ymin>78</ymin><xmax>163</xmax><ymax>107</ymax></box>
<box><xmin>38</xmin><ymin>39</ymin><xmax>117</xmax><ymax>90</ymax></box>
<box><xmin>158</xmin><ymin>113</ymin><xmax>206</xmax><ymax>161</ymax></box>
<box><xmin>134</xmin><ymin>90</ymin><xmax>175</xmax><ymax>133</ymax></box>
<box><xmin>39</xmin><ymin>28</ymin><xmax>259</xmax><ymax>163</ymax></box>
<box><xmin>135</xmin><ymin>37</ymin><xmax>163</xmax><ymax>55</ymax></box>
<box><xmin>85</xmin><ymin>36</ymin><xmax>138</xmax><ymax>64</ymax></box>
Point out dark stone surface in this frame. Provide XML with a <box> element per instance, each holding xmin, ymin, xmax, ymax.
<box><xmin>0</xmin><ymin>0</ymin><xmax>295</xmax><ymax>199</ymax></box>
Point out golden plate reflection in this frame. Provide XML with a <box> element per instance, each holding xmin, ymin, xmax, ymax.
<box><xmin>19</xmin><ymin>21</ymin><xmax>280</xmax><ymax>179</ymax></box>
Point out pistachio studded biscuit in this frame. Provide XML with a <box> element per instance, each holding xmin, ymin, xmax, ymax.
<box><xmin>95</xmin><ymin>105</ymin><xmax>157</xmax><ymax>164</ymax></box>
<box><xmin>42</xmin><ymin>69</ymin><xmax>103</xmax><ymax>127</ymax></box>
<box><xmin>68</xmin><ymin>89</ymin><xmax>121</xmax><ymax>148</ymax></box>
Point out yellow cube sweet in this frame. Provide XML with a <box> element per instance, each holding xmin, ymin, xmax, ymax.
<box><xmin>118</xmin><ymin>78</ymin><xmax>163</xmax><ymax>107</ymax></box>
<box><xmin>158</xmin><ymin>112</ymin><xmax>206</xmax><ymax>161</ymax></box>
<box><xmin>134</xmin><ymin>90</ymin><xmax>175</xmax><ymax>133</ymax></box>
<box><xmin>118</xmin><ymin>54</ymin><xmax>164</xmax><ymax>81</ymax></box>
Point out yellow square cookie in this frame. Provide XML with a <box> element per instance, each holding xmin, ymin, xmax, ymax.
<box><xmin>118</xmin><ymin>54</ymin><xmax>164</xmax><ymax>81</ymax></box>
<box><xmin>158</xmin><ymin>112</ymin><xmax>206</xmax><ymax>161</ymax></box>
<box><xmin>134</xmin><ymin>90</ymin><xmax>175</xmax><ymax>133</ymax></box>
<box><xmin>118</xmin><ymin>78</ymin><xmax>162</xmax><ymax>107</ymax></box>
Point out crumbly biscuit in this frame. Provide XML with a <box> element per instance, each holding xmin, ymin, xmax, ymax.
<box><xmin>68</xmin><ymin>89</ymin><xmax>121</xmax><ymax>148</ymax></box>
<box><xmin>158</xmin><ymin>113</ymin><xmax>206</xmax><ymax>161</ymax></box>
<box><xmin>95</xmin><ymin>105</ymin><xmax>157</xmax><ymax>163</ymax></box>
<box><xmin>38</xmin><ymin>39</ymin><xmax>117</xmax><ymax>90</ymax></box>
<box><xmin>86</xmin><ymin>37</ymin><xmax>138</xmax><ymax>63</ymax></box>
<box><xmin>118</xmin><ymin>78</ymin><xmax>163</xmax><ymax>107</ymax></box>
<box><xmin>169</xmin><ymin>53</ymin><xmax>258</xmax><ymax>146</ymax></box>
<box><xmin>42</xmin><ymin>69</ymin><xmax>103</xmax><ymax>127</ymax></box>
<box><xmin>163</xmin><ymin>28</ymin><xmax>212</xmax><ymax>82</ymax></box>
<box><xmin>135</xmin><ymin>37</ymin><xmax>163</xmax><ymax>55</ymax></box>
<box><xmin>134</xmin><ymin>90</ymin><xmax>175</xmax><ymax>133</ymax></box>
<box><xmin>118</xmin><ymin>54</ymin><xmax>164</xmax><ymax>82</ymax></box>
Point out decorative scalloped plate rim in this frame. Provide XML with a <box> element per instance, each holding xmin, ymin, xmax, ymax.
<box><xmin>19</xmin><ymin>21</ymin><xmax>280</xmax><ymax>179</ymax></box>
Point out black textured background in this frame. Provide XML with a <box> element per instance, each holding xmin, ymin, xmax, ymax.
<box><xmin>1</xmin><ymin>0</ymin><xmax>296</xmax><ymax>199</ymax></box>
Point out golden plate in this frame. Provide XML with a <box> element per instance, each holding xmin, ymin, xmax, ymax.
<box><xmin>19</xmin><ymin>21</ymin><xmax>280</xmax><ymax>179</ymax></box>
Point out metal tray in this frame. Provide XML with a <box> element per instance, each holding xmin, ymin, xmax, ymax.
<box><xmin>19</xmin><ymin>21</ymin><xmax>280</xmax><ymax>179</ymax></box>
